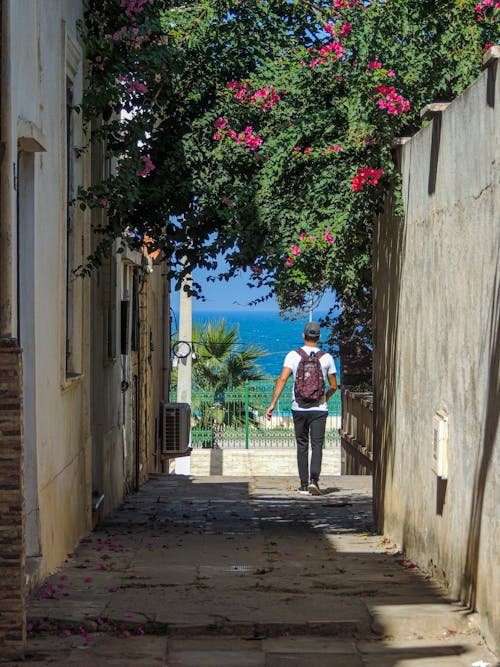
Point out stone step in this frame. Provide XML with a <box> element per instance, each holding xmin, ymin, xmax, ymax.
<box><xmin>165</xmin><ymin>635</ymin><xmax>498</xmax><ymax>667</ymax></box>
<box><xmin>367</xmin><ymin>601</ymin><xmax>481</xmax><ymax>639</ymax></box>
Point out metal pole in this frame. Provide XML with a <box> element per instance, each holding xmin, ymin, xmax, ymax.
<box><xmin>245</xmin><ymin>379</ymin><xmax>249</xmax><ymax>449</ymax></box>
<box><xmin>177</xmin><ymin>270</ymin><xmax>192</xmax><ymax>408</ymax></box>
<box><xmin>175</xmin><ymin>266</ymin><xmax>192</xmax><ymax>474</ymax></box>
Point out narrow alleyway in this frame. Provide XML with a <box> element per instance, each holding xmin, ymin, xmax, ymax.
<box><xmin>6</xmin><ymin>475</ymin><xmax>498</xmax><ymax>667</ymax></box>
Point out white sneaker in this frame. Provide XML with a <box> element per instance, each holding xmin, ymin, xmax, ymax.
<box><xmin>308</xmin><ymin>481</ymin><xmax>322</xmax><ymax>496</ymax></box>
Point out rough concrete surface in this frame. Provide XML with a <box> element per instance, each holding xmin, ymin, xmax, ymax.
<box><xmin>3</xmin><ymin>474</ymin><xmax>498</xmax><ymax>666</ymax></box>
<box><xmin>373</xmin><ymin>50</ymin><xmax>500</xmax><ymax>654</ymax></box>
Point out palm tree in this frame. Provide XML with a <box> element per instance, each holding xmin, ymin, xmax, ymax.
<box><xmin>192</xmin><ymin>319</ymin><xmax>268</xmax><ymax>401</ymax></box>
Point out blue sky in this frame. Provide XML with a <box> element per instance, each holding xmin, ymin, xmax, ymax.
<box><xmin>170</xmin><ymin>265</ymin><xmax>336</xmax><ymax>315</ymax></box>
<box><xmin>171</xmin><ymin>266</ymin><xmax>277</xmax><ymax>313</ymax></box>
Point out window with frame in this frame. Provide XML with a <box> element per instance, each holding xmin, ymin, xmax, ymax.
<box><xmin>64</xmin><ymin>27</ymin><xmax>84</xmax><ymax>380</ymax></box>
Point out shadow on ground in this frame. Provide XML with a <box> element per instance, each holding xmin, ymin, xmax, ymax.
<box><xmin>5</xmin><ymin>474</ymin><xmax>497</xmax><ymax>666</ymax></box>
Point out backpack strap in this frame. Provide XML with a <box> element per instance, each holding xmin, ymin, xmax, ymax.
<box><xmin>296</xmin><ymin>348</ymin><xmax>325</xmax><ymax>359</ymax></box>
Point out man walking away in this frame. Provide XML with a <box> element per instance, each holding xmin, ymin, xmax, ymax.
<box><xmin>265</xmin><ymin>322</ymin><xmax>337</xmax><ymax>495</ymax></box>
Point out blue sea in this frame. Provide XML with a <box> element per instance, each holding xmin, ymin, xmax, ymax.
<box><xmin>189</xmin><ymin>310</ymin><xmax>340</xmax><ymax>379</ymax></box>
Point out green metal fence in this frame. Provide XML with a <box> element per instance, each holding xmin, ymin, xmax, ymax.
<box><xmin>190</xmin><ymin>380</ymin><xmax>341</xmax><ymax>449</ymax></box>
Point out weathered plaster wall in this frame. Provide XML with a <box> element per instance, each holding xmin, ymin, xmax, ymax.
<box><xmin>9</xmin><ymin>0</ymin><xmax>92</xmax><ymax>580</ymax></box>
<box><xmin>373</xmin><ymin>56</ymin><xmax>499</xmax><ymax>651</ymax></box>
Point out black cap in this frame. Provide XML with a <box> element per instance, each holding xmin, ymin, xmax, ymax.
<box><xmin>303</xmin><ymin>321</ymin><xmax>321</xmax><ymax>339</ymax></box>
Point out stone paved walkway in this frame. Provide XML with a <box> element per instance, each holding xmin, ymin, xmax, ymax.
<box><xmin>3</xmin><ymin>475</ymin><xmax>498</xmax><ymax>666</ymax></box>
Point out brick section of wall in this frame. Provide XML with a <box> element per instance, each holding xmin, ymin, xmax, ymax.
<box><xmin>0</xmin><ymin>343</ymin><xmax>26</xmax><ymax>656</ymax></box>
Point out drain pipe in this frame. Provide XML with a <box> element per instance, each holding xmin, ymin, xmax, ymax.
<box><xmin>0</xmin><ymin>0</ymin><xmax>18</xmax><ymax>341</ymax></box>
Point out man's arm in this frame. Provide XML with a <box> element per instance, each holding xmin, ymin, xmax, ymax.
<box><xmin>265</xmin><ymin>367</ymin><xmax>292</xmax><ymax>420</ymax></box>
<box><xmin>325</xmin><ymin>373</ymin><xmax>337</xmax><ymax>401</ymax></box>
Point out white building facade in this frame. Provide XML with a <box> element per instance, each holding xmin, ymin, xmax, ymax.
<box><xmin>0</xmin><ymin>1</ymin><xmax>171</xmax><ymax>656</ymax></box>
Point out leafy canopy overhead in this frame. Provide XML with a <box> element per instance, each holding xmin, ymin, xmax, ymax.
<box><xmin>79</xmin><ymin>0</ymin><xmax>499</xmax><ymax>333</ymax></box>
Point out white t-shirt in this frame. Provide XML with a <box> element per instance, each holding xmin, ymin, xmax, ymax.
<box><xmin>283</xmin><ymin>346</ymin><xmax>337</xmax><ymax>412</ymax></box>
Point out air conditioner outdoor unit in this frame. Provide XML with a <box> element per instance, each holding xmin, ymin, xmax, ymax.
<box><xmin>160</xmin><ymin>402</ymin><xmax>191</xmax><ymax>453</ymax></box>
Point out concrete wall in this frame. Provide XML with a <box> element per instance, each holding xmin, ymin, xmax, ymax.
<box><xmin>373</xmin><ymin>53</ymin><xmax>499</xmax><ymax>652</ymax></box>
<box><xmin>189</xmin><ymin>447</ymin><xmax>341</xmax><ymax>477</ymax></box>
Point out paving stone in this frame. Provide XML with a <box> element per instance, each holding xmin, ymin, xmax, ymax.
<box><xmin>266</xmin><ymin>654</ymin><xmax>363</xmax><ymax>667</ymax></box>
<box><xmin>18</xmin><ymin>475</ymin><xmax>497</xmax><ymax>667</ymax></box>
<box><xmin>367</xmin><ymin>602</ymin><xmax>477</xmax><ymax>637</ymax></box>
<box><xmin>263</xmin><ymin>637</ymin><xmax>358</xmax><ymax>653</ymax></box>
<box><xmin>166</xmin><ymin>648</ymin><xmax>264</xmax><ymax>667</ymax></box>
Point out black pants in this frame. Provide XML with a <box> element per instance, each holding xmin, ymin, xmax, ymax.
<box><xmin>292</xmin><ymin>410</ymin><xmax>327</xmax><ymax>486</ymax></box>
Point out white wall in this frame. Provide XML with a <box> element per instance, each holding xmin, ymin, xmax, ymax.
<box><xmin>10</xmin><ymin>0</ymin><xmax>92</xmax><ymax>579</ymax></box>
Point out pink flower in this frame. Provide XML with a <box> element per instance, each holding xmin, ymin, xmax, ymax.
<box><xmin>214</xmin><ymin>116</ymin><xmax>227</xmax><ymax>130</ymax></box>
<box><xmin>136</xmin><ymin>155</ymin><xmax>155</xmax><ymax>177</ymax></box>
<box><xmin>126</xmin><ymin>80</ymin><xmax>148</xmax><ymax>94</ymax></box>
<box><xmin>213</xmin><ymin>132</ymin><xmax>222</xmax><ymax>141</ymax></box>
<box><xmin>339</xmin><ymin>22</ymin><xmax>352</xmax><ymax>38</ymax></box>
<box><xmin>299</xmin><ymin>233</ymin><xmax>307</xmax><ymax>240</ymax></box>
<box><xmin>368</xmin><ymin>61</ymin><xmax>382</xmax><ymax>69</ymax></box>
<box><xmin>374</xmin><ymin>85</ymin><xmax>410</xmax><ymax>115</ymax></box>
<box><xmin>328</xmin><ymin>145</ymin><xmax>342</xmax><ymax>152</ymax></box>
<box><xmin>333</xmin><ymin>0</ymin><xmax>360</xmax><ymax>7</ymax></box>
<box><xmin>317</xmin><ymin>41</ymin><xmax>343</xmax><ymax>58</ymax></box>
<box><xmin>291</xmin><ymin>245</ymin><xmax>301</xmax><ymax>256</ymax></box>
<box><xmin>351</xmin><ymin>166</ymin><xmax>383</xmax><ymax>191</ymax></box>
<box><xmin>285</xmin><ymin>257</ymin><xmax>294</xmax><ymax>266</ymax></box>
<box><xmin>324</xmin><ymin>232</ymin><xmax>334</xmax><ymax>244</ymax></box>
<box><xmin>387</xmin><ymin>70</ymin><xmax>395</xmax><ymax>77</ymax></box>
<box><xmin>304</xmin><ymin>147</ymin><xmax>312</xmax><ymax>153</ymax></box>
